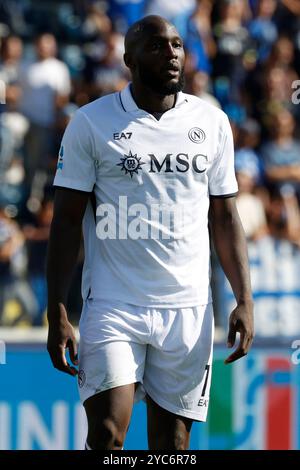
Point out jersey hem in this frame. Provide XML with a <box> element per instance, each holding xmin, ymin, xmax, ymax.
<box><xmin>53</xmin><ymin>176</ymin><xmax>94</xmax><ymax>192</ymax></box>
<box><xmin>209</xmin><ymin>191</ymin><xmax>238</xmax><ymax>198</ymax></box>
<box><xmin>80</xmin><ymin>375</ymin><xmax>143</xmax><ymax>406</ymax></box>
<box><xmin>84</xmin><ymin>296</ymin><xmax>213</xmax><ymax>309</ymax></box>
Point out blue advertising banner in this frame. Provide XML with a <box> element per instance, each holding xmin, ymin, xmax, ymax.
<box><xmin>0</xmin><ymin>344</ymin><xmax>206</xmax><ymax>449</ymax></box>
<box><xmin>224</xmin><ymin>237</ymin><xmax>300</xmax><ymax>337</ymax></box>
<box><xmin>0</xmin><ymin>343</ymin><xmax>299</xmax><ymax>450</ymax></box>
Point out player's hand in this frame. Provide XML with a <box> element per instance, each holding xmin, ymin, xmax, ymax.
<box><xmin>47</xmin><ymin>311</ymin><xmax>78</xmax><ymax>376</ymax></box>
<box><xmin>224</xmin><ymin>302</ymin><xmax>254</xmax><ymax>364</ymax></box>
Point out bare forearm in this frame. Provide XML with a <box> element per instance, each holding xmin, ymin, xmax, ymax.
<box><xmin>46</xmin><ymin>218</ymin><xmax>82</xmax><ymax>322</ymax></box>
<box><xmin>282</xmin><ymin>0</ymin><xmax>300</xmax><ymax>14</ymax></box>
<box><xmin>210</xmin><ymin>202</ymin><xmax>252</xmax><ymax>304</ymax></box>
<box><xmin>266</xmin><ymin>166</ymin><xmax>300</xmax><ymax>182</ymax></box>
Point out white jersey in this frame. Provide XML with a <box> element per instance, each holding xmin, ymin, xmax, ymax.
<box><xmin>19</xmin><ymin>58</ymin><xmax>71</xmax><ymax>127</ymax></box>
<box><xmin>53</xmin><ymin>84</ymin><xmax>238</xmax><ymax>307</ymax></box>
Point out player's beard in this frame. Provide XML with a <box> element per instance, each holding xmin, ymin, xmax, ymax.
<box><xmin>139</xmin><ymin>64</ymin><xmax>185</xmax><ymax>95</ymax></box>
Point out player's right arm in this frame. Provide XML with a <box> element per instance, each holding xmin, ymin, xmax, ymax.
<box><xmin>46</xmin><ymin>109</ymin><xmax>96</xmax><ymax>376</ymax></box>
<box><xmin>46</xmin><ymin>187</ymin><xmax>90</xmax><ymax>376</ymax></box>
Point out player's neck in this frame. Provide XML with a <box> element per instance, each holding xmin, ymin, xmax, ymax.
<box><xmin>130</xmin><ymin>83</ymin><xmax>176</xmax><ymax>116</ymax></box>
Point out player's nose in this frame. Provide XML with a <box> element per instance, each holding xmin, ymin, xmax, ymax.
<box><xmin>164</xmin><ymin>42</ymin><xmax>178</xmax><ymax>59</ymax></box>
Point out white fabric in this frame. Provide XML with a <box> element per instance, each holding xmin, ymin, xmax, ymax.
<box><xmin>78</xmin><ymin>300</ymin><xmax>214</xmax><ymax>422</ymax></box>
<box><xmin>19</xmin><ymin>58</ymin><xmax>71</xmax><ymax>126</ymax></box>
<box><xmin>54</xmin><ymin>84</ymin><xmax>238</xmax><ymax>307</ymax></box>
<box><xmin>236</xmin><ymin>193</ymin><xmax>266</xmax><ymax>239</ymax></box>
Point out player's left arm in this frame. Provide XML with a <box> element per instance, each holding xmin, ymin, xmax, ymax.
<box><xmin>209</xmin><ymin>196</ymin><xmax>254</xmax><ymax>364</ymax></box>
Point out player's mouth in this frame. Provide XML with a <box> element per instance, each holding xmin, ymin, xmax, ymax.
<box><xmin>163</xmin><ymin>64</ymin><xmax>180</xmax><ymax>78</ymax></box>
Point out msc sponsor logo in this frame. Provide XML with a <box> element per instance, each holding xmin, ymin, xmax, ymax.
<box><xmin>117</xmin><ymin>152</ymin><xmax>208</xmax><ymax>176</ymax></box>
<box><xmin>188</xmin><ymin>127</ymin><xmax>206</xmax><ymax>144</ymax></box>
<box><xmin>117</xmin><ymin>151</ymin><xmax>145</xmax><ymax>177</ymax></box>
<box><xmin>149</xmin><ymin>153</ymin><xmax>208</xmax><ymax>173</ymax></box>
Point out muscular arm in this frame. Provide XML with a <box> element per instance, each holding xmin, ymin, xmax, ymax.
<box><xmin>47</xmin><ymin>187</ymin><xmax>90</xmax><ymax>376</ymax></box>
<box><xmin>266</xmin><ymin>165</ymin><xmax>300</xmax><ymax>182</ymax></box>
<box><xmin>209</xmin><ymin>196</ymin><xmax>254</xmax><ymax>363</ymax></box>
<box><xmin>282</xmin><ymin>0</ymin><xmax>300</xmax><ymax>14</ymax></box>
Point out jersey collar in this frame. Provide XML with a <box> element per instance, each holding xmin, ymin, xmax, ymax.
<box><xmin>119</xmin><ymin>83</ymin><xmax>187</xmax><ymax>113</ymax></box>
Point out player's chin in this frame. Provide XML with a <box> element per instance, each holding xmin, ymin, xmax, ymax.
<box><xmin>163</xmin><ymin>70</ymin><xmax>184</xmax><ymax>91</ymax></box>
<box><xmin>165</xmin><ymin>76</ymin><xmax>180</xmax><ymax>85</ymax></box>
<box><xmin>161</xmin><ymin>71</ymin><xmax>181</xmax><ymax>83</ymax></box>
<box><xmin>160</xmin><ymin>78</ymin><xmax>184</xmax><ymax>94</ymax></box>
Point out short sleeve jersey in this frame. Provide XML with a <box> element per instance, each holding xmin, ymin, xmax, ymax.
<box><xmin>54</xmin><ymin>84</ymin><xmax>238</xmax><ymax>307</ymax></box>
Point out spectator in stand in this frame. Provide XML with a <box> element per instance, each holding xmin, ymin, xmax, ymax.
<box><xmin>252</xmin><ymin>68</ymin><xmax>297</xmax><ymax>131</ymax></box>
<box><xmin>265</xmin><ymin>65</ymin><xmax>294</xmax><ymax>106</ymax></box>
<box><xmin>261</xmin><ymin>109</ymin><xmax>300</xmax><ymax>198</ymax></box>
<box><xmin>141</xmin><ymin>1</ymin><xmax>195</xmax><ymax>44</ymax></box>
<box><xmin>19</xmin><ymin>33</ymin><xmax>71</xmax><ymax>195</ymax></box>
<box><xmin>85</xmin><ymin>31</ymin><xmax>128</xmax><ymax>99</ymax></box>
<box><xmin>267</xmin><ymin>35</ymin><xmax>298</xmax><ymax>82</ymax></box>
<box><xmin>0</xmin><ymin>36</ymin><xmax>28</xmax><ymax>158</ymax></box>
<box><xmin>81</xmin><ymin>2</ymin><xmax>112</xmax><ymax>41</ymax></box>
<box><xmin>235</xmin><ymin>127</ymin><xmax>268</xmax><ymax>241</ymax></box>
<box><xmin>266</xmin><ymin>35</ymin><xmax>298</xmax><ymax>113</ymax></box>
<box><xmin>248</xmin><ymin>34</ymin><xmax>299</xmax><ymax>123</ymax></box>
<box><xmin>184</xmin><ymin>0</ymin><xmax>216</xmax><ymax>73</ymax></box>
<box><xmin>213</xmin><ymin>0</ymin><xmax>256</xmax><ymax>105</ymax></box>
<box><xmin>0</xmin><ymin>36</ymin><xmax>28</xmax><ymax>212</ymax></box>
<box><xmin>146</xmin><ymin>0</ymin><xmax>196</xmax><ymax>22</ymax></box>
<box><xmin>248</xmin><ymin>0</ymin><xmax>278</xmax><ymax>64</ymax></box>
<box><xmin>108</xmin><ymin>0</ymin><xmax>147</xmax><ymax>34</ymax></box>
<box><xmin>0</xmin><ymin>206</ymin><xmax>38</xmax><ymax>325</ymax></box>
<box><xmin>0</xmin><ymin>35</ymin><xmax>23</xmax><ymax>107</ymax></box>
<box><xmin>23</xmin><ymin>195</ymin><xmax>53</xmax><ymax>325</ymax></box>
<box><xmin>266</xmin><ymin>184</ymin><xmax>300</xmax><ymax>248</ymax></box>
<box><xmin>274</xmin><ymin>0</ymin><xmax>300</xmax><ymax>36</ymax></box>
<box><xmin>235</xmin><ymin>118</ymin><xmax>264</xmax><ymax>184</ymax></box>
<box><xmin>185</xmin><ymin>69</ymin><xmax>221</xmax><ymax>108</ymax></box>
<box><xmin>0</xmin><ymin>0</ymin><xmax>28</xmax><ymax>36</ymax></box>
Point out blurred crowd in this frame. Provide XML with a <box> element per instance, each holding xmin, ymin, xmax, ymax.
<box><xmin>0</xmin><ymin>0</ymin><xmax>299</xmax><ymax>328</ymax></box>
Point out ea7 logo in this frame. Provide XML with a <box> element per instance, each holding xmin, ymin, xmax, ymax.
<box><xmin>113</xmin><ymin>132</ymin><xmax>132</xmax><ymax>140</ymax></box>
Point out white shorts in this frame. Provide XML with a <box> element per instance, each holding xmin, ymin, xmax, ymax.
<box><xmin>78</xmin><ymin>299</ymin><xmax>214</xmax><ymax>421</ymax></box>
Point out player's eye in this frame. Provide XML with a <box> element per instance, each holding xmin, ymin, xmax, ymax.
<box><xmin>173</xmin><ymin>42</ymin><xmax>183</xmax><ymax>49</ymax></box>
<box><xmin>150</xmin><ymin>42</ymin><xmax>160</xmax><ymax>51</ymax></box>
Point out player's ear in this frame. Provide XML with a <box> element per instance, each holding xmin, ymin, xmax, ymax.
<box><xmin>123</xmin><ymin>52</ymin><xmax>129</xmax><ymax>67</ymax></box>
<box><xmin>124</xmin><ymin>52</ymin><xmax>133</xmax><ymax>70</ymax></box>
